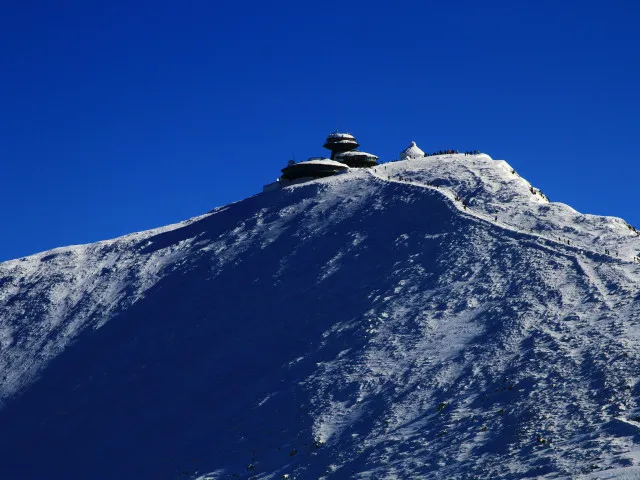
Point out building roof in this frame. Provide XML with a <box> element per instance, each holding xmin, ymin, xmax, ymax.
<box><xmin>335</xmin><ymin>150</ymin><xmax>378</xmax><ymax>159</ymax></box>
<box><xmin>280</xmin><ymin>158</ymin><xmax>349</xmax><ymax>180</ymax></box>
<box><xmin>324</xmin><ymin>133</ymin><xmax>359</xmax><ymax>150</ymax></box>
<box><xmin>326</xmin><ymin>132</ymin><xmax>356</xmax><ymax>140</ymax></box>
<box><xmin>400</xmin><ymin>141</ymin><xmax>425</xmax><ymax>160</ymax></box>
<box><xmin>297</xmin><ymin>158</ymin><xmax>349</xmax><ymax>167</ymax></box>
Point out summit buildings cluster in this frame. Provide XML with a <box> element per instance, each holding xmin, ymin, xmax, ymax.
<box><xmin>263</xmin><ymin>132</ymin><xmax>432</xmax><ymax>192</ymax></box>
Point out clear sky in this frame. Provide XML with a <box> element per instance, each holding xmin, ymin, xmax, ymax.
<box><xmin>1</xmin><ymin>0</ymin><xmax>639</xmax><ymax>261</ymax></box>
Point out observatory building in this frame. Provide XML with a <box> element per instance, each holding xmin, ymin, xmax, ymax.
<box><xmin>323</xmin><ymin>132</ymin><xmax>378</xmax><ymax>167</ymax></box>
<box><xmin>262</xmin><ymin>131</ymin><xmax>379</xmax><ymax>192</ymax></box>
<box><xmin>323</xmin><ymin>133</ymin><xmax>359</xmax><ymax>159</ymax></box>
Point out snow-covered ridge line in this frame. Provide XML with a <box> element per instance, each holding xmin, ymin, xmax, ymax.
<box><xmin>367</xmin><ymin>168</ymin><xmax>640</xmax><ymax>319</ymax></box>
<box><xmin>368</xmin><ymin>167</ymin><xmax>636</xmax><ymax>267</ymax></box>
<box><xmin>1</xmin><ymin>210</ymin><xmax>216</xmax><ymax>267</ymax></box>
<box><xmin>2</xmin><ymin>149</ymin><xmax>640</xmax><ymax>478</ymax></box>
<box><xmin>368</xmin><ymin>154</ymin><xmax>640</xmax><ymax>265</ymax></box>
<box><xmin>0</xmin><ymin>208</ymin><xmax>229</xmax><ymax>406</ymax></box>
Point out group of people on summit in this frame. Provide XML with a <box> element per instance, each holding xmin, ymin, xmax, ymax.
<box><xmin>422</xmin><ymin>149</ymin><xmax>480</xmax><ymax>157</ymax></box>
<box><xmin>424</xmin><ymin>149</ymin><xmax>459</xmax><ymax>156</ymax></box>
<box><xmin>385</xmin><ymin>149</ymin><xmax>481</xmax><ymax>163</ymax></box>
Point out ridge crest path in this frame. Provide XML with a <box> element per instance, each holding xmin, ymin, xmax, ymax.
<box><xmin>1</xmin><ymin>152</ymin><xmax>640</xmax><ymax>479</ymax></box>
<box><xmin>369</xmin><ymin>159</ymin><xmax>640</xmax><ymax>313</ymax></box>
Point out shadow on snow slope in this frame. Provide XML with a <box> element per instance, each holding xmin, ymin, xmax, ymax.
<box><xmin>0</xmin><ymin>178</ymin><xmax>457</xmax><ymax>479</ymax></box>
<box><xmin>0</xmin><ymin>175</ymin><xmax>639</xmax><ymax>479</ymax></box>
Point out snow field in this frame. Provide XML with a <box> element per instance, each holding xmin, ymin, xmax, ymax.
<box><xmin>0</xmin><ymin>152</ymin><xmax>640</xmax><ymax>478</ymax></box>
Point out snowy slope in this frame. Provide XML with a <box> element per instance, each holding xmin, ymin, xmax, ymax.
<box><xmin>1</xmin><ymin>153</ymin><xmax>640</xmax><ymax>479</ymax></box>
<box><xmin>377</xmin><ymin>154</ymin><xmax>640</xmax><ymax>261</ymax></box>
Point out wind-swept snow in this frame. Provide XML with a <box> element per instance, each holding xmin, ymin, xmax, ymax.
<box><xmin>1</xmin><ymin>153</ymin><xmax>640</xmax><ymax>479</ymax></box>
<box><xmin>374</xmin><ymin>154</ymin><xmax>640</xmax><ymax>262</ymax></box>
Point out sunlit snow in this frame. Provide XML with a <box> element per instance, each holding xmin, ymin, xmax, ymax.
<box><xmin>1</xmin><ymin>153</ymin><xmax>639</xmax><ymax>479</ymax></box>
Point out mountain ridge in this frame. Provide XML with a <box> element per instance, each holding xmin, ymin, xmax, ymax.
<box><xmin>1</xmin><ymin>153</ymin><xmax>640</xmax><ymax>479</ymax></box>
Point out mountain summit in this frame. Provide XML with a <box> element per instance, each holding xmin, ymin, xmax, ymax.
<box><xmin>1</xmin><ymin>153</ymin><xmax>640</xmax><ymax>479</ymax></box>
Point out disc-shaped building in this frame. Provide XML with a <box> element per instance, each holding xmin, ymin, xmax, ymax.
<box><xmin>280</xmin><ymin>158</ymin><xmax>349</xmax><ymax>180</ymax></box>
<box><xmin>324</xmin><ymin>132</ymin><xmax>378</xmax><ymax>167</ymax></box>
<box><xmin>263</xmin><ymin>132</ymin><xmax>379</xmax><ymax>191</ymax></box>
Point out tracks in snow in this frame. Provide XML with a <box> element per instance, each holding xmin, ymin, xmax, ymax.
<box><xmin>367</xmin><ymin>168</ymin><xmax>636</xmax><ymax>314</ymax></box>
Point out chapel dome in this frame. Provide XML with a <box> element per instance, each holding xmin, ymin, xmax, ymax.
<box><xmin>400</xmin><ymin>141</ymin><xmax>425</xmax><ymax>160</ymax></box>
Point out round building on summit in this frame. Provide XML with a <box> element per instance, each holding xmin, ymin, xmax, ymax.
<box><xmin>323</xmin><ymin>133</ymin><xmax>359</xmax><ymax>159</ymax></box>
<box><xmin>280</xmin><ymin>158</ymin><xmax>349</xmax><ymax>180</ymax></box>
<box><xmin>262</xmin><ymin>131</ymin><xmax>379</xmax><ymax>192</ymax></box>
<box><xmin>334</xmin><ymin>150</ymin><xmax>379</xmax><ymax>168</ymax></box>
<box><xmin>324</xmin><ymin>132</ymin><xmax>379</xmax><ymax>167</ymax></box>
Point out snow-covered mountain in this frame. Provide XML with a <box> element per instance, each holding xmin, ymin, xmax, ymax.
<box><xmin>1</xmin><ymin>153</ymin><xmax>640</xmax><ymax>480</ymax></box>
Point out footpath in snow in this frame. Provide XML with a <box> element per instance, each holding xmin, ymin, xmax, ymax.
<box><xmin>1</xmin><ymin>151</ymin><xmax>640</xmax><ymax>479</ymax></box>
<box><xmin>369</xmin><ymin>154</ymin><xmax>640</xmax><ymax>266</ymax></box>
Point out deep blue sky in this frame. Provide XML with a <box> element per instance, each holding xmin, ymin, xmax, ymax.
<box><xmin>1</xmin><ymin>0</ymin><xmax>639</xmax><ymax>261</ymax></box>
